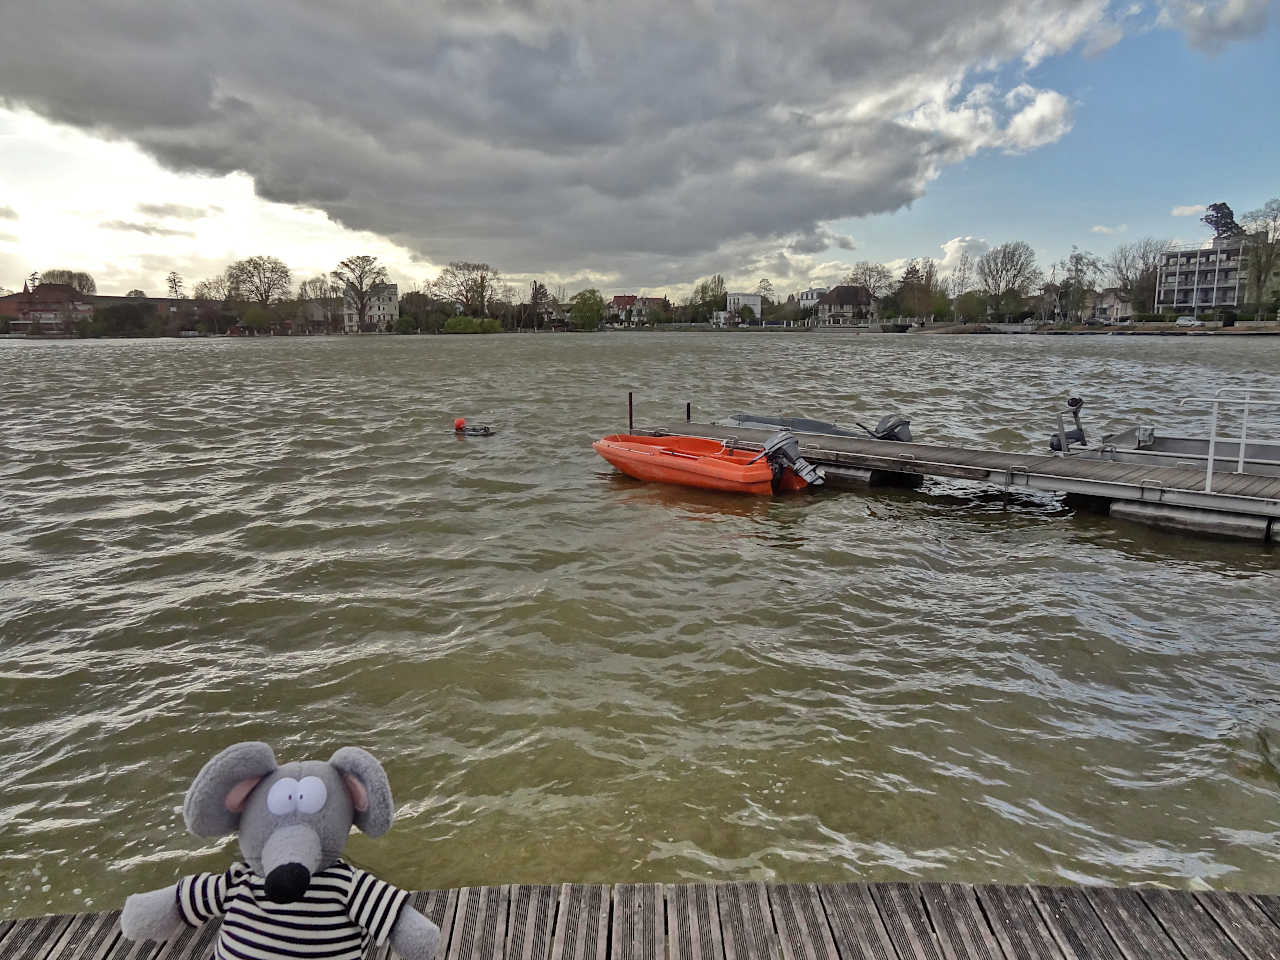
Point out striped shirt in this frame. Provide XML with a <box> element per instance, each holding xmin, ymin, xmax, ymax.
<box><xmin>176</xmin><ymin>861</ymin><xmax>410</xmax><ymax>959</ymax></box>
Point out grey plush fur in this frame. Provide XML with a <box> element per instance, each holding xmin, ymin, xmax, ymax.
<box><xmin>120</xmin><ymin>742</ymin><xmax>440</xmax><ymax>960</ymax></box>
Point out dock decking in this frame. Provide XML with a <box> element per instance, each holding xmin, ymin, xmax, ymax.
<box><xmin>3</xmin><ymin>881</ymin><xmax>1278</xmax><ymax>960</ymax></box>
<box><xmin>645</xmin><ymin>422</ymin><xmax>1280</xmax><ymax>540</ymax></box>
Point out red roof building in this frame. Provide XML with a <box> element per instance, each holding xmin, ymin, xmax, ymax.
<box><xmin>0</xmin><ymin>283</ymin><xmax>94</xmax><ymax>335</ymax></box>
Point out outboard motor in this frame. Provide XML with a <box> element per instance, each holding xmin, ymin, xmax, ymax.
<box><xmin>751</xmin><ymin>430</ymin><xmax>824</xmax><ymax>487</ymax></box>
<box><xmin>857</xmin><ymin>415</ymin><xmax>912</xmax><ymax>442</ymax></box>
<box><xmin>1048</xmin><ymin>396</ymin><xmax>1086</xmax><ymax>452</ymax></box>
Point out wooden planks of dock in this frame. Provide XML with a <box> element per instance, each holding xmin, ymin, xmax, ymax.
<box><xmin>3</xmin><ymin>882</ymin><xmax>1278</xmax><ymax>960</ymax></box>
<box><xmin>642</xmin><ymin>423</ymin><xmax>1280</xmax><ymax>539</ymax></box>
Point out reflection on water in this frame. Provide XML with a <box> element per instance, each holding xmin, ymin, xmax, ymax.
<box><xmin>1</xmin><ymin>332</ymin><xmax>1279</xmax><ymax>918</ymax></box>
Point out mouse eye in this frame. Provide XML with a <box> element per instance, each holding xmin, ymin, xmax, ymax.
<box><xmin>296</xmin><ymin>776</ymin><xmax>327</xmax><ymax>814</ymax></box>
<box><xmin>267</xmin><ymin>777</ymin><xmax>300</xmax><ymax>816</ymax></box>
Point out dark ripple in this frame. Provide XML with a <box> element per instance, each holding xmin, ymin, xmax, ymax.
<box><xmin>1</xmin><ymin>334</ymin><xmax>1279</xmax><ymax>917</ymax></box>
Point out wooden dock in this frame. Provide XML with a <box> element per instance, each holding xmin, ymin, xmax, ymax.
<box><xmin>4</xmin><ymin>881</ymin><xmax>1279</xmax><ymax>960</ymax></box>
<box><xmin>646</xmin><ymin>422</ymin><xmax>1280</xmax><ymax>541</ymax></box>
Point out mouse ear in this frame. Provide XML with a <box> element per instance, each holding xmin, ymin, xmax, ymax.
<box><xmin>329</xmin><ymin>747</ymin><xmax>394</xmax><ymax>837</ymax></box>
<box><xmin>183</xmin><ymin>742</ymin><xmax>277</xmax><ymax>837</ymax></box>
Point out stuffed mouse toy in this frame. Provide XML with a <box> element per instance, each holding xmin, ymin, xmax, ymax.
<box><xmin>120</xmin><ymin>742</ymin><xmax>440</xmax><ymax>959</ymax></box>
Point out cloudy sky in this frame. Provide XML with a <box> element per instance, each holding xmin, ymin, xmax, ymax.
<box><xmin>0</xmin><ymin>0</ymin><xmax>1275</xmax><ymax>300</ymax></box>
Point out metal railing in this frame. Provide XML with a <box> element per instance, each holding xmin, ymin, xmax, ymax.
<box><xmin>1177</xmin><ymin>388</ymin><xmax>1280</xmax><ymax>491</ymax></box>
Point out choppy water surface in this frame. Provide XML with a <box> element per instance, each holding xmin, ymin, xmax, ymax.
<box><xmin>2</xmin><ymin>332</ymin><xmax>1279</xmax><ymax>918</ymax></box>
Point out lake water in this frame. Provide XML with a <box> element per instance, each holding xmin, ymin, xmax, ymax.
<box><xmin>2</xmin><ymin>331</ymin><xmax>1279</xmax><ymax>919</ymax></box>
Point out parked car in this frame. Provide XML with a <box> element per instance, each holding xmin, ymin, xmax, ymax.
<box><xmin>1175</xmin><ymin>316</ymin><xmax>1205</xmax><ymax>327</ymax></box>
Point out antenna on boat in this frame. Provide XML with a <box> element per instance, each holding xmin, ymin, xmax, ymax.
<box><xmin>628</xmin><ymin>391</ymin><xmax>633</xmax><ymax>434</ymax></box>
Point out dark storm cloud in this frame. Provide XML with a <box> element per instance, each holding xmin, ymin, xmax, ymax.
<box><xmin>0</xmin><ymin>0</ymin><xmax>1250</xmax><ymax>286</ymax></box>
<box><xmin>101</xmin><ymin>220</ymin><xmax>195</xmax><ymax>237</ymax></box>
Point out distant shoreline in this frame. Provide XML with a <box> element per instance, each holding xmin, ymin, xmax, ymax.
<box><xmin>5</xmin><ymin>322</ymin><xmax>1279</xmax><ymax>341</ymax></box>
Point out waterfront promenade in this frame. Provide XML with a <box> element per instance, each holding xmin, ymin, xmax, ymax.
<box><xmin>3</xmin><ymin>881</ymin><xmax>1278</xmax><ymax>960</ymax></box>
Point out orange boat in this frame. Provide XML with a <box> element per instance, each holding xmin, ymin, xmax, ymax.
<box><xmin>592</xmin><ymin>434</ymin><xmax>814</xmax><ymax>495</ymax></box>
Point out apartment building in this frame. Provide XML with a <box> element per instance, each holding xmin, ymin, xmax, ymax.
<box><xmin>1154</xmin><ymin>238</ymin><xmax>1247</xmax><ymax>316</ymax></box>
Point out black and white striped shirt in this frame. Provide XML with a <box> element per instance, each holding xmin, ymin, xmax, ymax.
<box><xmin>176</xmin><ymin>860</ymin><xmax>410</xmax><ymax>959</ymax></box>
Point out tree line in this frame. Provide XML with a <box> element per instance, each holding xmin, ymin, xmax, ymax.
<box><xmin>11</xmin><ymin>194</ymin><xmax>1276</xmax><ymax>337</ymax></box>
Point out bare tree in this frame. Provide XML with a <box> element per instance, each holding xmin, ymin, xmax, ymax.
<box><xmin>977</xmin><ymin>241</ymin><xmax>1042</xmax><ymax>315</ymax></box>
<box><xmin>227</xmin><ymin>255</ymin><xmax>292</xmax><ymax>307</ymax></box>
<box><xmin>844</xmin><ymin>261</ymin><xmax>894</xmax><ymax>299</ymax></box>
<box><xmin>193</xmin><ymin>274</ymin><xmax>232</xmax><ymax>302</ymax></box>
<box><xmin>1242</xmin><ymin>199</ymin><xmax>1280</xmax><ymax>315</ymax></box>
<box><xmin>166</xmin><ymin>271</ymin><xmax>185</xmax><ymax>299</ymax></box>
<box><xmin>298</xmin><ymin>275</ymin><xmax>346</xmax><ymax>333</ymax></box>
<box><xmin>1056</xmin><ymin>247</ymin><xmax>1105</xmax><ymax>323</ymax></box>
<box><xmin>332</xmin><ymin>255</ymin><xmax>389</xmax><ymax>331</ymax></box>
<box><xmin>39</xmin><ymin>269</ymin><xmax>96</xmax><ymax>293</ymax></box>
<box><xmin>1106</xmin><ymin>237</ymin><xmax>1169</xmax><ymax>313</ymax></box>
<box><xmin>949</xmin><ymin>251</ymin><xmax>976</xmax><ymax>298</ymax></box>
<box><xmin>431</xmin><ymin>261</ymin><xmax>500</xmax><ymax>316</ymax></box>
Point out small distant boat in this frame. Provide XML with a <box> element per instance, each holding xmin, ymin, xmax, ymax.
<box><xmin>593</xmin><ymin>432</ymin><xmax>821</xmax><ymax>495</ymax></box>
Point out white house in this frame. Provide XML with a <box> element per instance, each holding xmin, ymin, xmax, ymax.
<box><xmin>796</xmin><ymin>288</ymin><xmax>827</xmax><ymax>311</ymax></box>
<box><xmin>344</xmin><ymin>282</ymin><xmax>398</xmax><ymax>333</ymax></box>
<box><xmin>726</xmin><ymin>291</ymin><xmax>764</xmax><ymax>323</ymax></box>
<box><xmin>1091</xmin><ymin>288</ymin><xmax>1133</xmax><ymax>324</ymax></box>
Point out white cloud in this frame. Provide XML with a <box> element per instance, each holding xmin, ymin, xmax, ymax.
<box><xmin>1157</xmin><ymin>0</ymin><xmax>1272</xmax><ymax>53</ymax></box>
<box><xmin>1003</xmin><ymin>91</ymin><xmax>1075</xmax><ymax>152</ymax></box>
<box><xmin>1171</xmin><ymin>204</ymin><xmax>1207</xmax><ymax>216</ymax></box>
<box><xmin>938</xmin><ymin>236</ymin><xmax>991</xmax><ymax>274</ymax></box>
<box><xmin>1091</xmin><ymin>223</ymin><xmax>1128</xmax><ymax>234</ymax></box>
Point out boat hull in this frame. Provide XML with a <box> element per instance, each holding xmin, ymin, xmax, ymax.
<box><xmin>594</xmin><ymin>434</ymin><xmax>785</xmax><ymax>495</ymax></box>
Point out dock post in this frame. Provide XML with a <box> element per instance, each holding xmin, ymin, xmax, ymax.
<box><xmin>628</xmin><ymin>392</ymin><xmax>633</xmax><ymax>434</ymax></box>
<box><xmin>686</xmin><ymin>402</ymin><xmax>691</xmax><ymax>423</ymax></box>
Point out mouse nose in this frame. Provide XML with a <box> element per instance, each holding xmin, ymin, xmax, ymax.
<box><xmin>264</xmin><ymin>862</ymin><xmax>311</xmax><ymax>903</ymax></box>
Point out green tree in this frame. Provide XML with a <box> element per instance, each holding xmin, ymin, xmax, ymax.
<box><xmin>443</xmin><ymin>316</ymin><xmax>502</xmax><ymax>333</ymax></box>
<box><xmin>569</xmin><ymin>288</ymin><xmax>605</xmax><ymax>330</ymax></box>
<box><xmin>94</xmin><ymin>302</ymin><xmax>156</xmax><ymax>337</ymax></box>
<box><xmin>241</xmin><ymin>304</ymin><xmax>273</xmax><ymax>334</ymax></box>
<box><xmin>737</xmin><ymin>304</ymin><xmax>756</xmax><ymax>324</ymax></box>
<box><xmin>166</xmin><ymin>271</ymin><xmax>185</xmax><ymax>299</ymax></box>
<box><xmin>398</xmin><ymin>290</ymin><xmax>453</xmax><ymax>334</ymax></box>
<box><xmin>1202</xmin><ymin>202</ymin><xmax>1244</xmax><ymax>239</ymax></box>
<box><xmin>954</xmin><ymin>290</ymin><xmax>986</xmax><ymax>323</ymax></box>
